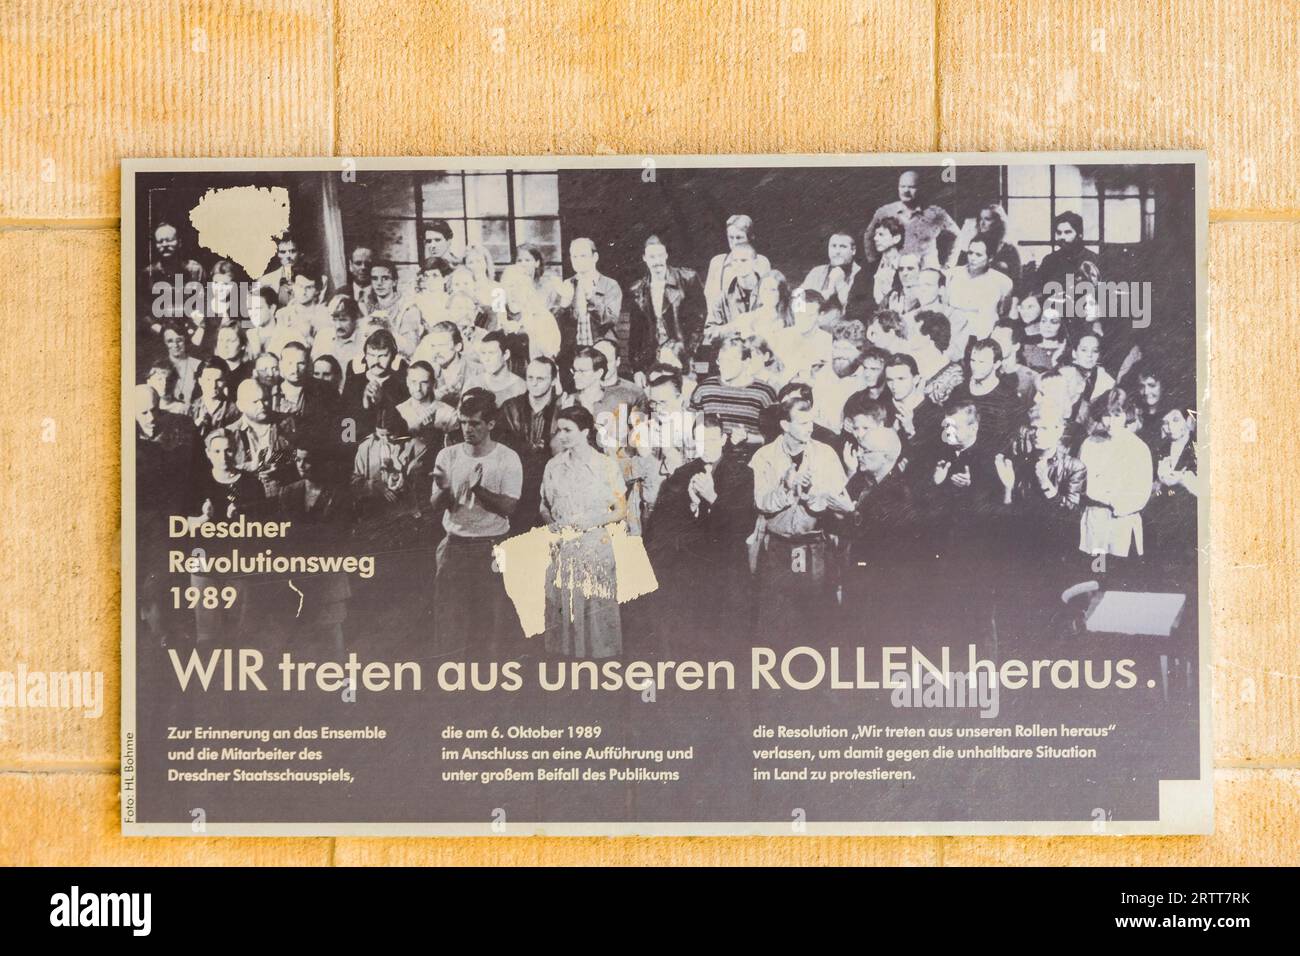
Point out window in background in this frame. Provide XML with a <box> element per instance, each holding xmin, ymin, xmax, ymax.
<box><xmin>1000</xmin><ymin>164</ymin><xmax>1155</xmax><ymax>269</ymax></box>
<box><xmin>348</xmin><ymin>170</ymin><xmax>562</xmax><ymax>290</ymax></box>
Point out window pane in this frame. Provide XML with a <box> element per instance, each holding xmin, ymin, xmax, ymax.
<box><xmin>421</xmin><ymin>174</ymin><xmax>465</xmax><ymax>217</ymax></box>
<box><xmin>1004</xmin><ymin>197</ymin><xmax>1051</xmax><ymax>244</ymax></box>
<box><xmin>465</xmin><ymin>174</ymin><xmax>509</xmax><ymax>217</ymax></box>
<box><xmin>423</xmin><ymin>220</ymin><xmax>465</xmax><ymax>261</ymax></box>
<box><xmin>515</xmin><ymin>219</ymin><xmax>561</xmax><ymax>263</ymax></box>
<box><xmin>1055</xmin><ymin>197</ymin><xmax>1099</xmax><ymax>241</ymax></box>
<box><xmin>374</xmin><ymin>218</ymin><xmax>417</xmax><ymax>263</ymax></box>
<box><xmin>1055</xmin><ymin>165</ymin><xmax>1085</xmax><ymax>196</ymax></box>
<box><xmin>1104</xmin><ymin>197</ymin><xmax>1143</xmax><ymax>243</ymax></box>
<box><xmin>1005</xmin><ymin>164</ymin><xmax>1051</xmax><ymax>196</ymax></box>
<box><xmin>513</xmin><ymin>173</ymin><xmax>559</xmax><ymax>215</ymax></box>
<box><xmin>468</xmin><ymin>219</ymin><xmax>511</xmax><ymax>266</ymax></box>
<box><xmin>361</xmin><ymin>174</ymin><xmax>417</xmax><ymax>217</ymax></box>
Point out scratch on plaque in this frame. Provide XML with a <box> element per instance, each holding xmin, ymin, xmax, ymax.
<box><xmin>287</xmin><ymin>580</ymin><xmax>304</xmax><ymax>618</ymax></box>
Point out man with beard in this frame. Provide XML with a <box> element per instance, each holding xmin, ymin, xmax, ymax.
<box><xmin>140</xmin><ymin>221</ymin><xmax>206</xmax><ymax>337</ymax></box>
<box><xmin>341</xmin><ymin>328</ymin><xmax>409</xmax><ymax>440</ymax></box>
<box><xmin>624</xmin><ymin>235</ymin><xmax>706</xmax><ymax>380</ymax></box>
<box><xmin>229</xmin><ymin>378</ymin><xmax>296</xmax><ymax>495</ymax></box>
<box><xmin>1037</xmin><ymin>211</ymin><xmax>1100</xmax><ymax>306</ymax></box>
<box><xmin>646</xmin><ymin>413</ymin><xmax>756</xmax><ymax>650</ymax></box>
<box><xmin>313</xmin><ymin>295</ymin><xmax>374</xmax><ymax>371</ymax></box>
<box><xmin>799</xmin><ymin>228</ymin><xmax>868</xmax><ymax>323</ymax></box>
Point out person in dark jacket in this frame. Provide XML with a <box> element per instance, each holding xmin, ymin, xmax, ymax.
<box><xmin>645</xmin><ymin>413</ymin><xmax>756</xmax><ymax>651</ymax></box>
<box><xmin>624</xmin><ymin>235</ymin><xmax>707</xmax><ymax>381</ymax></box>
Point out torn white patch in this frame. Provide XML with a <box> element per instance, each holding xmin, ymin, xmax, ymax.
<box><xmin>189</xmin><ymin>186</ymin><xmax>291</xmax><ymax>278</ymax></box>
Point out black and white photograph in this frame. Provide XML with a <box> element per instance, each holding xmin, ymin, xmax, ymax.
<box><xmin>122</xmin><ymin>153</ymin><xmax>1208</xmax><ymax>835</ymax></box>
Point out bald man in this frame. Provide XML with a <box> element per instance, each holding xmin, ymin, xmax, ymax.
<box><xmin>229</xmin><ymin>378</ymin><xmax>294</xmax><ymax>493</ymax></box>
<box><xmin>556</xmin><ymin>236</ymin><xmax>623</xmax><ymax>368</ymax></box>
<box><xmin>864</xmin><ymin>170</ymin><xmax>959</xmax><ymax>269</ymax></box>
<box><xmin>135</xmin><ymin>383</ymin><xmax>196</xmax><ymax>521</ymax></box>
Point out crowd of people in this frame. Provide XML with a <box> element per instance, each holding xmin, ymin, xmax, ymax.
<box><xmin>134</xmin><ymin>169</ymin><xmax>1198</xmax><ymax>660</ymax></box>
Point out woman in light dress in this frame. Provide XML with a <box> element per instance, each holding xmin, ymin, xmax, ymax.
<box><xmin>1078</xmin><ymin>389</ymin><xmax>1152</xmax><ymax>560</ymax></box>
<box><xmin>540</xmin><ymin>405</ymin><xmax>628</xmax><ymax>659</ymax></box>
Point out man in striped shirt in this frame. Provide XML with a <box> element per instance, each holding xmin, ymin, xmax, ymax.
<box><xmin>688</xmin><ymin>338</ymin><xmax>777</xmax><ymax>449</ymax></box>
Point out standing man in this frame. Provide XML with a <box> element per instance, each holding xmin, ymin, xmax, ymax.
<box><xmin>498</xmin><ymin>357</ymin><xmax>561</xmax><ymax>531</ymax></box>
<box><xmin>140</xmin><ymin>221</ymin><xmax>207</xmax><ymax>337</ymax></box>
<box><xmin>274</xmin><ymin>341</ymin><xmax>338</xmax><ymax>451</ymax></box>
<box><xmin>343</xmin><ymin>246</ymin><xmax>376</xmax><ymax>314</ymax></box>
<box><xmin>396</xmin><ymin>360</ymin><xmax>459</xmax><ymax>446</ymax></box>
<box><xmin>750</xmin><ymin>391</ymin><xmax>853</xmax><ymax>643</ymax></box>
<box><xmin>949</xmin><ymin>337</ymin><xmax>1022</xmax><ymax>451</ymax></box>
<box><xmin>340</xmin><ymin>328</ymin><xmax>410</xmax><ymax>441</ymax></box>
<box><xmin>799</xmin><ymin>228</ymin><xmax>867</xmax><ymax>322</ymax></box>
<box><xmin>367</xmin><ymin>259</ymin><xmax>427</xmax><ymax>358</ymax></box>
<box><xmin>645</xmin><ymin>413</ymin><xmax>757</xmax><ymax>650</ymax></box>
<box><xmin>864</xmin><ymin>170</ymin><xmax>960</xmax><ymax>269</ymax></box>
<box><xmin>704</xmin><ymin>243</ymin><xmax>762</xmax><ymax>344</ymax></box>
<box><xmin>624</xmin><ymin>235</ymin><xmax>707</xmax><ymax>382</ymax></box>
<box><xmin>229</xmin><ymin>378</ymin><xmax>295</xmax><ymax>495</ymax></box>
<box><xmin>840</xmin><ymin>425</ymin><xmax>917</xmax><ymax>631</ymax></box>
<box><xmin>258</xmin><ymin>231</ymin><xmax>313</xmax><ymax>308</ymax></box>
<box><xmin>429</xmin><ymin>389</ymin><xmax>522</xmax><ymax>656</ymax></box>
<box><xmin>689</xmin><ymin>338</ymin><xmax>778</xmax><ymax>448</ymax></box>
<box><xmin>555</xmin><ymin>237</ymin><xmax>623</xmax><ymax>361</ymax></box>
<box><xmin>466</xmin><ymin>330</ymin><xmax>526</xmax><ymax>405</ymax></box>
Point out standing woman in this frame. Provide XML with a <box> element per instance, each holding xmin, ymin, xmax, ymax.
<box><xmin>462</xmin><ymin>243</ymin><xmax>500</xmax><ymax>307</ymax></box>
<box><xmin>960</xmin><ymin>204</ymin><xmax>1021</xmax><ymax>287</ymax></box>
<box><xmin>1077</xmin><ymin>389</ymin><xmax>1153</xmax><ymax>564</ymax></box>
<box><xmin>540</xmin><ymin>406</ymin><xmax>628</xmax><ymax>659</ymax></box>
<box><xmin>704</xmin><ymin>214</ymin><xmax>772</xmax><ymax>315</ymax></box>
<box><xmin>867</xmin><ymin>216</ymin><xmax>906</xmax><ymax>308</ymax></box>
<box><xmin>161</xmin><ymin>321</ymin><xmax>203</xmax><ymax>410</ymax></box>
<box><xmin>516</xmin><ymin>242</ymin><xmax>564</xmax><ymax>311</ymax></box>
